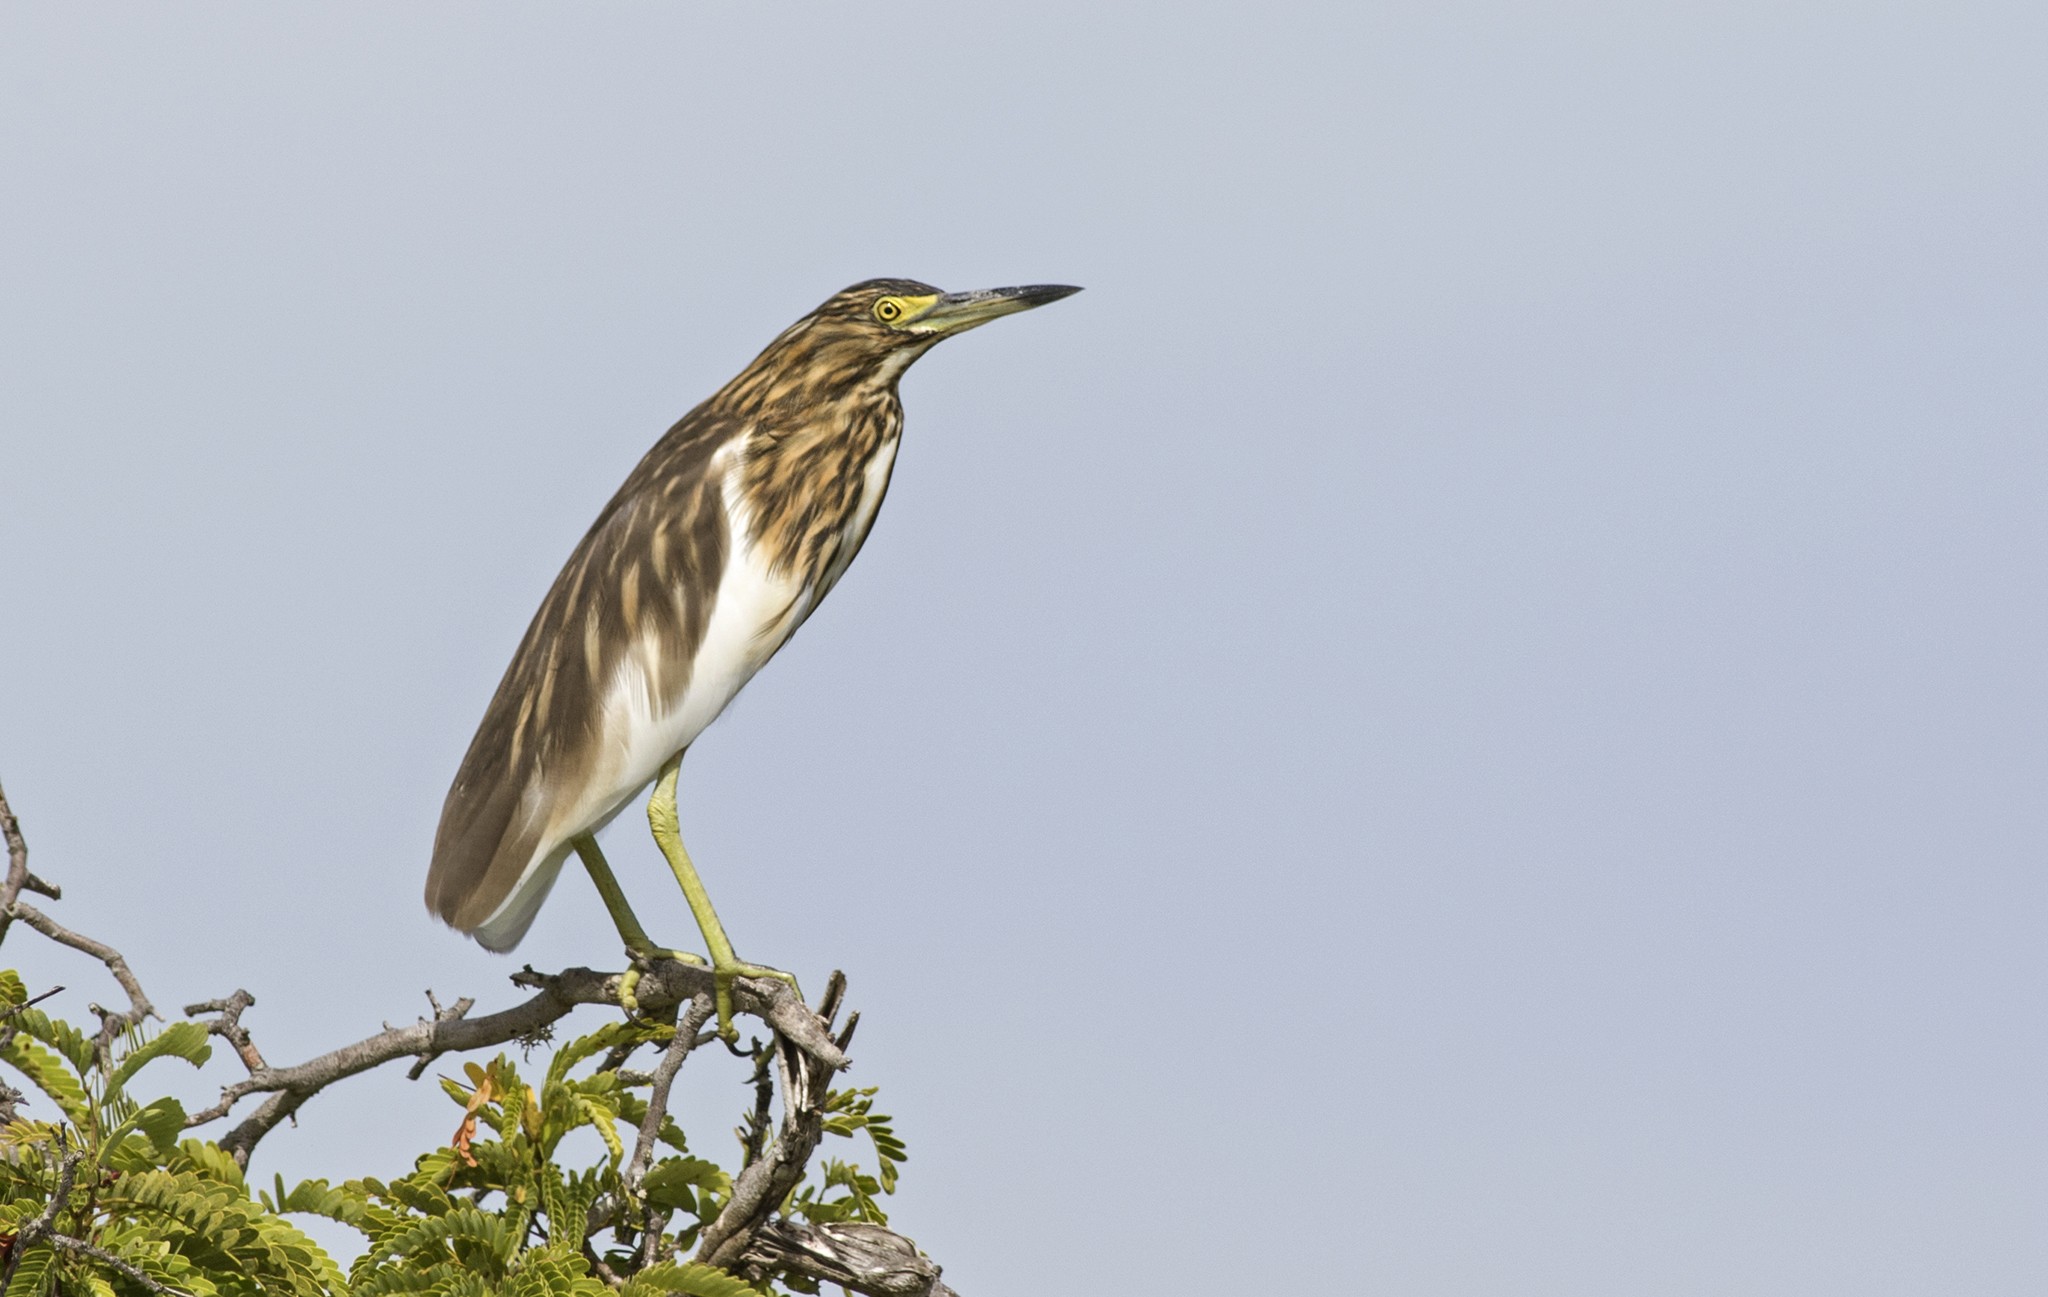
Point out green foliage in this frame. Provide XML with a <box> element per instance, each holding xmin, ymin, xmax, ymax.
<box><xmin>0</xmin><ymin>973</ymin><xmax>907</xmax><ymax>1295</ymax></box>
<box><xmin>0</xmin><ymin>972</ymin><xmax>341</xmax><ymax>1296</ymax></box>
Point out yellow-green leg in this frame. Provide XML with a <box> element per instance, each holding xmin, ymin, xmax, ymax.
<box><xmin>573</xmin><ymin>835</ymin><xmax>703</xmax><ymax>1014</ymax></box>
<box><xmin>647</xmin><ymin>753</ymin><xmax>800</xmax><ymax>1039</ymax></box>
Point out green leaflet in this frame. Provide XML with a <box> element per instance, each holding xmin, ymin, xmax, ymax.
<box><xmin>107</xmin><ymin>1019</ymin><xmax>213</xmax><ymax>1091</ymax></box>
<box><xmin>819</xmin><ymin>1088</ymin><xmax>906</xmax><ymax>1196</ymax></box>
<box><xmin>9</xmin><ymin>1007</ymin><xmax>96</xmax><ymax>1078</ymax></box>
<box><xmin>576</xmin><ymin>1093</ymin><xmax>624</xmax><ymax>1166</ymax></box>
<box><xmin>613</xmin><ymin>1091</ymin><xmax>691</xmax><ymax>1156</ymax></box>
<box><xmin>354</xmin><ymin>1204</ymin><xmax>518</xmax><ymax>1282</ymax></box>
<box><xmin>538</xmin><ymin>1166</ymin><xmax>601</xmax><ymax>1251</ymax></box>
<box><xmin>500</xmin><ymin>1246</ymin><xmax>610</xmax><ymax>1297</ymax></box>
<box><xmin>0</xmin><ymin>1034</ymin><xmax>91</xmax><ymax>1127</ymax></box>
<box><xmin>104</xmin><ymin>1094</ymin><xmax>185</xmax><ymax>1154</ymax></box>
<box><xmin>270</xmin><ymin>1175</ymin><xmax>372</xmax><ymax>1230</ymax></box>
<box><xmin>543</xmin><ymin>1017</ymin><xmax>669</xmax><ymax>1091</ymax></box>
<box><xmin>4</xmin><ymin>1242</ymin><xmax>60</xmax><ymax>1297</ymax></box>
<box><xmin>618</xmin><ymin>1261</ymin><xmax>766</xmax><ymax>1297</ymax></box>
<box><xmin>642</xmin><ymin>1155</ymin><xmax>731</xmax><ymax>1216</ymax></box>
<box><xmin>99</xmin><ymin>1169</ymin><xmax>346</xmax><ymax>1297</ymax></box>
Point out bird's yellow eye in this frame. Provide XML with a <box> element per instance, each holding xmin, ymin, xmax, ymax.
<box><xmin>873</xmin><ymin>297</ymin><xmax>907</xmax><ymax>324</ymax></box>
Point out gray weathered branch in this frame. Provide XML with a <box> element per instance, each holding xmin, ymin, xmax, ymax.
<box><xmin>4</xmin><ymin>900</ymin><xmax>156</xmax><ymax>1070</ymax></box>
<box><xmin>741</xmin><ymin>1219</ymin><xmax>959</xmax><ymax>1297</ymax></box>
<box><xmin>43</xmin><ymin>1233</ymin><xmax>176</xmax><ymax>1295</ymax></box>
<box><xmin>185</xmin><ymin>960</ymin><xmax>845</xmax><ymax>1168</ymax></box>
<box><xmin>621</xmin><ymin>991</ymin><xmax>718</xmax><ymax>1266</ymax></box>
<box><xmin>2</xmin><ymin>1137</ymin><xmax>84</xmax><ymax>1293</ymax></box>
<box><xmin>184</xmin><ymin>989</ymin><xmax>267</xmax><ymax>1073</ymax></box>
<box><xmin>0</xmin><ymin>779</ymin><xmax>31</xmax><ymax>947</ymax></box>
<box><xmin>700</xmin><ymin>971</ymin><xmax>858</xmax><ymax>1271</ymax></box>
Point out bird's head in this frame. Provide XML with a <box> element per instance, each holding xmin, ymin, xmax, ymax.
<box><xmin>720</xmin><ymin>279</ymin><xmax>1082</xmax><ymax>412</ymax></box>
<box><xmin>824</xmin><ymin>278</ymin><xmax>1083</xmax><ymax>343</ymax></box>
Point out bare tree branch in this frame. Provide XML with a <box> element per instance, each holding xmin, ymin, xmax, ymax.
<box><xmin>700</xmin><ymin>972</ymin><xmax>859</xmax><ymax>1272</ymax></box>
<box><xmin>738</xmin><ymin>1040</ymin><xmax>775</xmax><ymax>1171</ymax></box>
<box><xmin>741</xmin><ymin>1219</ymin><xmax>958</xmax><ymax>1297</ymax></box>
<box><xmin>4</xmin><ymin>901</ymin><xmax>156</xmax><ymax>1068</ymax></box>
<box><xmin>624</xmin><ymin>993</ymin><xmax>716</xmax><ymax>1197</ymax></box>
<box><xmin>0</xmin><ymin>778</ymin><xmax>30</xmax><ymax>947</ymax></box>
<box><xmin>1</xmin><ymin>905</ymin><xmax>152</xmax><ymax>1026</ymax></box>
<box><xmin>184</xmin><ymin>990</ymin><xmax>267</xmax><ymax>1073</ymax></box>
<box><xmin>185</xmin><ymin>960</ymin><xmax>845</xmax><ymax>1169</ymax></box>
<box><xmin>44</xmin><ymin>1233</ymin><xmax>178</xmax><ymax>1295</ymax></box>
<box><xmin>622</xmin><ymin>992</ymin><xmax>717</xmax><ymax>1267</ymax></box>
<box><xmin>4</xmin><ymin>1136</ymin><xmax>83</xmax><ymax>1292</ymax></box>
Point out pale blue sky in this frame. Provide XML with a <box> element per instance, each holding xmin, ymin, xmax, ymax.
<box><xmin>2</xmin><ymin>4</ymin><xmax>2045</xmax><ymax>1292</ymax></box>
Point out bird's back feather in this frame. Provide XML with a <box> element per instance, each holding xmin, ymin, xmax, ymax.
<box><xmin>424</xmin><ymin>406</ymin><xmax>737</xmax><ymax>939</ymax></box>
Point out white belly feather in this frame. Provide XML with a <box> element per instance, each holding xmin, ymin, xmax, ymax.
<box><xmin>575</xmin><ymin>451</ymin><xmax>813</xmax><ymax>837</ymax></box>
<box><xmin>476</xmin><ymin>439</ymin><xmax>891</xmax><ymax>945</ymax></box>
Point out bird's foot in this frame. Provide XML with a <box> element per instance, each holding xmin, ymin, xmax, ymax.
<box><xmin>618</xmin><ymin>946</ymin><xmax>707</xmax><ymax>1016</ymax></box>
<box><xmin>709</xmin><ymin>957</ymin><xmax>801</xmax><ymax>1043</ymax></box>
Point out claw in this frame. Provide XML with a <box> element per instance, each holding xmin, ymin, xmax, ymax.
<box><xmin>709</xmin><ymin>962</ymin><xmax>801</xmax><ymax>1040</ymax></box>
<box><xmin>618</xmin><ymin>946</ymin><xmax>708</xmax><ymax>1017</ymax></box>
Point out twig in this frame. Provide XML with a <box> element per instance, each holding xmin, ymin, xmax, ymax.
<box><xmin>3</xmin><ymin>905</ymin><xmax>153</xmax><ymax>1027</ymax></box>
<box><xmin>192</xmin><ymin>961</ymin><xmax>843</xmax><ymax>1169</ymax></box>
<box><xmin>699</xmin><ymin>972</ymin><xmax>858</xmax><ymax>1271</ymax></box>
<box><xmin>403</xmin><ymin>992</ymin><xmax>476</xmax><ymax>1082</ymax></box>
<box><xmin>0</xmin><ymin>987</ymin><xmax>64</xmax><ymax>1024</ymax></box>
<box><xmin>0</xmin><ymin>779</ymin><xmax>30</xmax><ymax>947</ymax></box>
<box><xmin>624</xmin><ymin>993</ymin><xmax>716</xmax><ymax>1267</ymax></box>
<box><xmin>5</xmin><ymin>902</ymin><xmax>156</xmax><ymax>1067</ymax></box>
<box><xmin>509</xmin><ymin>964</ymin><xmax>847</xmax><ymax>1072</ymax></box>
<box><xmin>624</xmin><ymin>993</ymin><xmax>716</xmax><ymax>1195</ymax></box>
<box><xmin>44</xmin><ymin>1233</ymin><xmax>179</xmax><ymax>1295</ymax></box>
<box><xmin>184</xmin><ymin>991</ymin><xmax>266</xmax><ymax>1073</ymax></box>
<box><xmin>587</xmin><ymin>1251</ymin><xmax>626</xmax><ymax>1289</ymax></box>
<box><xmin>4</xmin><ymin>1137</ymin><xmax>82</xmax><ymax>1291</ymax></box>
<box><xmin>738</xmin><ymin>1040</ymin><xmax>775</xmax><ymax>1170</ymax></box>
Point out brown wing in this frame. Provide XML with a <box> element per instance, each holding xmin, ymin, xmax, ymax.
<box><xmin>424</xmin><ymin>404</ymin><xmax>740</xmax><ymax>940</ymax></box>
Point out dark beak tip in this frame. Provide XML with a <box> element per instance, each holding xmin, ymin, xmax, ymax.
<box><xmin>1031</xmin><ymin>284</ymin><xmax>1084</xmax><ymax>304</ymax></box>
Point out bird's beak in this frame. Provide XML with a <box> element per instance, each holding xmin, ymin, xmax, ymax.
<box><xmin>909</xmin><ymin>284</ymin><xmax>1083</xmax><ymax>336</ymax></box>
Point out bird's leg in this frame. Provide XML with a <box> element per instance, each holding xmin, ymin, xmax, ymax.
<box><xmin>573</xmin><ymin>834</ymin><xmax>703</xmax><ymax>1015</ymax></box>
<box><xmin>647</xmin><ymin>753</ymin><xmax>801</xmax><ymax>1040</ymax></box>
